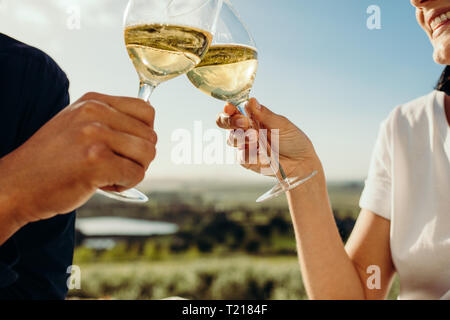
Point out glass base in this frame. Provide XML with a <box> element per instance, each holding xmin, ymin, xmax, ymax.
<box><xmin>256</xmin><ymin>171</ymin><xmax>318</xmax><ymax>203</ymax></box>
<box><xmin>96</xmin><ymin>188</ymin><xmax>149</xmax><ymax>203</ymax></box>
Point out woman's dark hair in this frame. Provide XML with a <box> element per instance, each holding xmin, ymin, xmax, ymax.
<box><xmin>436</xmin><ymin>66</ymin><xmax>450</xmax><ymax>95</ymax></box>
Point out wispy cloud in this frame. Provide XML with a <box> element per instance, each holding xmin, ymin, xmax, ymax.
<box><xmin>1</xmin><ymin>1</ymin><xmax>52</xmax><ymax>26</ymax></box>
<box><xmin>0</xmin><ymin>0</ymin><xmax>125</xmax><ymax>30</ymax></box>
<box><xmin>52</xmin><ymin>0</ymin><xmax>124</xmax><ymax>28</ymax></box>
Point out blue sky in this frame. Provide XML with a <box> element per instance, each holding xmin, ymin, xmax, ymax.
<box><xmin>0</xmin><ymin>0</ymin><xmax>444</xmax><ymax>186</ymax></box>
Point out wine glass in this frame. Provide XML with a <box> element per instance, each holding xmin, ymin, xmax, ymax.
<box><xmin>187</xmin><ymin>0</ymin><xmax>317</xmax><ymax>202</ymax></box>
<box><xmin>97</xmin><ymin>0</ymin><xmax>223</xmax><ymax>203</ymax></box>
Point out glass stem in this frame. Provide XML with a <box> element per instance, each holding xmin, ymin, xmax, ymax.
<box><xmin>236</xmin><ymin>101</ymin><xmax>291</xmax><ymax>191</ymax></box>
<box><xmin>138</xmin><ymin>82</ymin><xmax>156</xmax><ymax>103</ymax></box>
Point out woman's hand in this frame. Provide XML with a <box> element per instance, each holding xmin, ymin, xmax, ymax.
<box><xmin>216</xmin><ymin>98</ymin><xmax>322</xmax><ymax>178</ymax></box>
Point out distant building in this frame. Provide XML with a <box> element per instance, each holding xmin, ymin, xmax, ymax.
<box><xmin>75</xmin><ymin>217</ymin><xmax>178</xmax><ymax>249</ymax></box>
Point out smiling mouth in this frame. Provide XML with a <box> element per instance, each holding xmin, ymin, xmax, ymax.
<box><xmin>430</xmin><ymin>11</ymin><xmax>450</xmax><ymax>34</ymax></box>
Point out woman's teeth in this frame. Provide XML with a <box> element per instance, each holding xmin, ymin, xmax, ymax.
<box><xmin>430</xmin><ymin>12</ymin><xmax>450</xmax><ymax>30</ymax></box>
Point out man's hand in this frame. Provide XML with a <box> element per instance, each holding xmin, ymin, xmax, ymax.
<box><xmin>0</xmin><ymin>92</ymin><xmax>157</xmax><ymax>227</ymax></box>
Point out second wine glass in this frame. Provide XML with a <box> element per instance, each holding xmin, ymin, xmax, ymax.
<box><xmin>187</xmin><ymin>0</ymin><xmax>317</xmax><ymax>202</ymax></box>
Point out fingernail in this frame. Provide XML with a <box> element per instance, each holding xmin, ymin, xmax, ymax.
<box><xmin>235</xmin><ymin>118</ymin><xmax>247</xmax><ymax>128</ymax></box>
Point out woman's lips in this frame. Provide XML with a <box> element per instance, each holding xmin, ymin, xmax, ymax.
<box><xmin>433</xmin><ymin>19</ymin><xmax>450</xmax><ymax>39</ymax></box>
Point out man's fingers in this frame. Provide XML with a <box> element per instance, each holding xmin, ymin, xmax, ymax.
<box><xmin>87</xmin><ymin>123</ymin><xmax>156</xmax><ymax>169</ymax></box>
<box><xmin>87</xmin><ymin>144</ymin><xmax>145</xmax><ymax>189</ymax></box>
<box><xmin>106</xmin><ymin>106</ymin><xmax>157</xmax><ymax>144</ymax></box>
<box><xmin>107</xmin><ymin>131</ymin><xmax>156</xmax><ymax>170</ymax></box>
<box><xmin>79</xmin><ymin>101</ymin><xmax>157</xmax><ymax>144</ymax></box>
<box><xmin>79</xmin><ymin>92</ymin><xmax>155</xmax><ymax>127</ymax></box>
<box><xmin>103</xmin><ymin>154</ymin><xmax>146</xmax><ymax>189</ymax></box>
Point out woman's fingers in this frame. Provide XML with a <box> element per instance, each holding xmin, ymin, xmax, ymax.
<box><xmin>227</xmin><ymin>129</ymin><xmax>258</xmax><ymax>148</ymax></box>
<box><xmin>227</xmin><ymin>130</ymin><xmax>273</xmax><ymax>175</ymax></box>
<box><xmin>216</xmin><ymin>112</ymin><xmax>232</xmax><ymax>129</ymax></box>
<box><xmin>216</xmin><ymin>103</ymin><xmax>251</xmax><ymax>130</ymax></box>
<box><xmin>231</xmin><ymin>115</ymin><xmax>250</xmax><ymax>129</ymax></box>
<box><xmin>216</xmin><ymin>113</ymin><xmax>250</xmax><ymax>130</ymax></box>
<box><xmin>224</xmin><ymin>103</ymin><xmax>239</xmax><ymax>115</ymax></box>
<box><xmin>245</xmin><ymin>98</ymin><xmax>290</xmax><ymax>130</ymax></box>
<box><xmin>217</xmin><ymin>98</ymin><xmax>291</xmax><ymax>131</ymax></box>
<box><xmin>237</xmin><ymin>147</ymin><xmax>272</xmax><ymax>174</ymax></box>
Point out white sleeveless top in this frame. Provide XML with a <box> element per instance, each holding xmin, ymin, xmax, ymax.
<box><xmin>359</xmin><ymin>90</ymin><xmax>450</xmax><ymax>300</ymax></box>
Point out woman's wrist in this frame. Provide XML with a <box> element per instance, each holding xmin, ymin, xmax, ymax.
<box><xmin>287</xmin><ymin>157</ymin><xmax>329</xmax><ymax>206</ymax></box>
<box><xmin>289</xmin><ymin>153</ymin><xmax>324</xmax><ymax>183</ymax></box>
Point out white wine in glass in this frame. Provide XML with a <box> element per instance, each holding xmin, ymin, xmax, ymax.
<box><xmin>187</xmin><ymin>44</ymin><xmax>258</xmax><ymax>105</ymax></box>
<box><xmin>125</xmin><ymin>24</ymin><xmax>212</xmax><ymax>90</ymax></box>
<box><xmin>97</xmin><ymin>0</ymin><xmax>222</xmax><ymax>203</ymax></box>
<box><xmin>187</xmin><ymin>0</ymin><xmax>317</xmax><ymax>202</ymax></box>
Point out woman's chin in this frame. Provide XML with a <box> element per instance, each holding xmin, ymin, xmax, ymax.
<box><xmin>433</xmin><ymin>32</ymin><xmax>450</xmax><ymax>65</ymax></box>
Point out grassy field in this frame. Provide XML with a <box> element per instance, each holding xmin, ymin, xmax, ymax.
<box><xmin>69</xmin><ymin>255</ymin><xmax>399</xmax><ymax>300</ymax></box>
<box><xmin>71</xmin><ymin>181</ymin><xmax>396</xmax><ymax>300</ymax></box>
<box><xmin>139</xmin><ymin>179</ymin><xmax>364</xmax><ymax>215</ymax></box>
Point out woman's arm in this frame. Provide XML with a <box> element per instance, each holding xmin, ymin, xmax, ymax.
<box><xmin>217</xmin><ymin>98</ymin><xmax>395</xmax><ymax>299</ymax></box>
<box><xmin>345</xmin><ymin>209</ymin><xmax>395</xmax><ymax>299</ymax></box>
<box><xmin>287</xmin><ymin>164</ymin><xmax>395</xmax><ymax>299</ymax></box>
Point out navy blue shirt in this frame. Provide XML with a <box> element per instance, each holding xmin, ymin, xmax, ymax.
<box><xmin>0</xmin><ymin>33</ymin><xmax>75</xmax><ymax>299</ymax></box>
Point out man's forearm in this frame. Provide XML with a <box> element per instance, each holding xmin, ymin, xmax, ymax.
<box><xmin>0</xmin><ymin>192</ymin><xmax>26</xmax><ymax>246</ymax></box>
<box><xmin>287</xmin><ymin>164</ymin><xmax>365</xmax><ymax>299</ymax></box>
<box><xmin>0</xmin><ymin>159</ymin><xmax>28</xmax><ymax>245</ymax></box>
